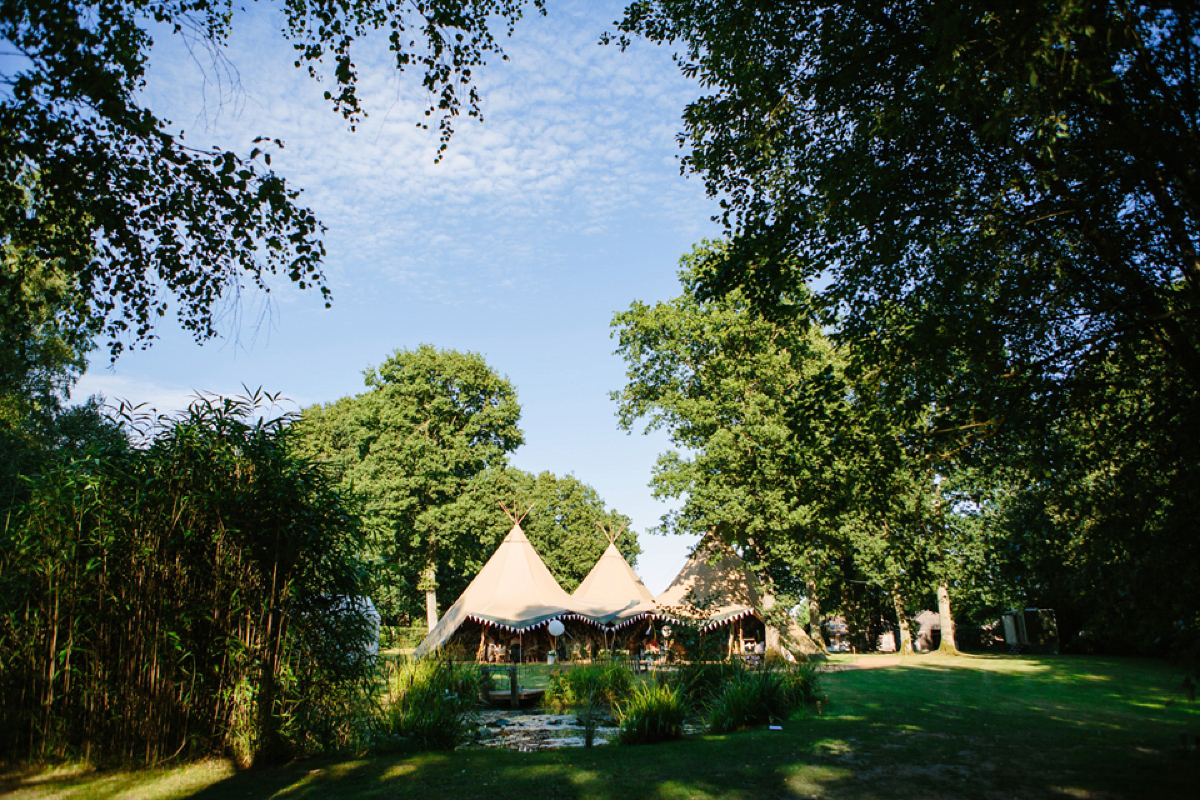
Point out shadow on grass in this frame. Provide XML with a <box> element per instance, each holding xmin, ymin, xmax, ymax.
<box><xmin>174</xmin><ymin>715</ymin><xmax>1199</xmax><ymax>800</ymax></box>
<box><xmin>8</xmin><ymin>656</ymin><xmax>1199</xmax><ymax>799</ymax></box>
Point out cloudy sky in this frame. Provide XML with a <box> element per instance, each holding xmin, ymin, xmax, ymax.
<box><xmin>75</xmin><ymin>0</ymin><xmax>722</xmax><ymax>594</ymax></box>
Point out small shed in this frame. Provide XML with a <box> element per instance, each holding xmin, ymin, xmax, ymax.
<box><xmin>913</xmin><ymin>610</ymin><xmax>941</xmax><ymax>652</ymax></box>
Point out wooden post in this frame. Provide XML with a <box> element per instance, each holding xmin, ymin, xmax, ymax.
<box><xmin>509</xmin><ymin>665</ymin><xmax>519</xmax><ymax>709</ymax></box>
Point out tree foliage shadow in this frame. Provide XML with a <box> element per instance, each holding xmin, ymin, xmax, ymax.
<box><xmin>8</xmin><ymin>656</ymin><xmax>1199</xmax><ymax>799</ymax></box>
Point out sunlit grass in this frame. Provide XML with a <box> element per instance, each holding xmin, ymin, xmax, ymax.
<box><xmin>4</xmin><ymin>654</ymin><xmax>1197</xmax><ymax>799</ymax></box>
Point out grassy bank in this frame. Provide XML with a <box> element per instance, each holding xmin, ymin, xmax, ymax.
<box><xmin>5</xmin><ymin>654</ymin><xmax>1197</xmax><ymax>799</ymax></box>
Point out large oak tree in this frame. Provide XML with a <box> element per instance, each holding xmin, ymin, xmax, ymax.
<box><xmin>613</xmin><ymin>241</ymin><xmax>971</xmax><ymax>652</ymax></box>
<box><xmin>615</xmin><ymin>0</ymin><xmax>1200</xmax><ymax>653</ymax></box>
<box><xmin>294</xmin><ymin>345</ymin><xmax>523</xmax><ymax>627</ymax></box>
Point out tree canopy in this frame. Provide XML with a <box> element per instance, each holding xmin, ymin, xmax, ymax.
<box><xmin>1</xmin><ymin>0</ymin><xmax>543</xmax><ymax>357</ymax></box>
<box><xmin>294</xmin><ymin>345</ymin><xmax>524</xmax><ymax>625</ymax></box>
<box><xmin>614</xmin><ymin>0</ymin><xmax>1200</xmax><ymax>654</ymax></box>
<box><xmin>436</xmin><ymin>466</ymin><xmax>638</xmax><ymax>598</ymax></box>
<box><xmin>613</xmin><ymin>241</ymin><xmax>974</xmax><ymax>651</ymax></box>
<box><xmin>614</xmin><ymin>0</ymin><xmax>1200</xmax><ymax>431</ymax></box>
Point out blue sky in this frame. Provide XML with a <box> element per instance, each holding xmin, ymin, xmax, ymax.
<box><xmin>74</xmin><ymin>0</ymin><xmax>720</xmax><ymax>594</ymax></box>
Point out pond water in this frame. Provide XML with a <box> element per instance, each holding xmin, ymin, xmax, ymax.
<box><xmin>469</xmin><ymin>709</ymin><xmax>620</xmax><ymax>751</ymax></box>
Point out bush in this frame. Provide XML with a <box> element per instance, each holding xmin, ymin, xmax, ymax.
<box><xmin>616</xmin><ymin>683</ymin><xmax>687</xmax><ymax>745</ymax></box>
<box><xmin>706</xmin><ymin>662</ymin><xmax>821</xmax><ymax>734</ymax></box>
<box><xmin>377</xmin><ymin>658</ymin><xmax>481</xmax><ymax>752</ymax></box>
<box><xmin>672</xmin><ymin>659</ymin><xmax>746</xmax><ymax>711</ymax></box>
<box><xmin>543</xmin><ymin>663</ymin><xmax>634</xmax><ymax>712</ymax></box>
<box><xmin>780</xmin><ymin>659</ymin><xmax>821</xmax><ymax>706</ymax></box>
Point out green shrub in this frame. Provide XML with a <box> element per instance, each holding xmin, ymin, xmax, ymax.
<box><xmin>616</xmin><ymin>682</ymin><xmax>687</xmax><ymax>745</ymax></box>
<box><xmin>377</xmin><ymin>658</ymin><xmax>481</xmax><ymax>752</ymax></box>
<box><xmin>672</xmin><ymin>659</ymin><xmax>746</xmax><ymax>711</ymax></box>
<box><xmin>706</xmin><ymin>662</ymin><xmax>821</xmax><ymax>734</ymax></box>
<box><xmin>780</xmin><ymin>659</ymin><xmax>821</xmax><ymax>706</ymax></box>
<box><xmin>543</xmin><ymin>663</ymin><xmax>634</xmax><ymax>712</ymax></box>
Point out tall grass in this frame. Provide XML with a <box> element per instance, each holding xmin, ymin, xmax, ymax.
<box><xmin>0</xmin><ymin>394</ymin><xmax>375</xmax><ymax>766</ymax></box>
<box><xmin>706</xmin><ymin>661</ymin><xmax>820</xmax><ymax>734</ymax></box>
<box><xmin>377</xmin><ymin>659</ymin><xmax>481</xmax><ymax>752</ymax></box>
<box><xmin>542</xmin><ymin>663</ymin><xmax>633</xmax><ymax>712</ymax></box>
<box><xmin>671</xmin><ymin>660</ymin><xmax>746</xmax><ymax>711</ymax></box>
<box><xmin>616</xmin><ymin>683</ymin><xmax>687</xmax><ymax>745</ymax></box>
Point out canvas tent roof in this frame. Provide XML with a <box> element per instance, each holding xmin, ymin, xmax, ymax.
<box><xmin>414</xmin><ymin>523</ymin><xmax>597</xmax><ymax>656</ymax></box>
<box><xmin>571</xmin><ymin>541</ymin><xmax>657</xmax><ymax>627</ymax></box>
<box><xmin>655</xmin><ymin>534</ymin><xmax>763</xmax><ymax>631</ymax></box>
<box><xmin>655</xmin><ymin>534</ymin><xmax>824</xmax><ymax>656</ymax></box>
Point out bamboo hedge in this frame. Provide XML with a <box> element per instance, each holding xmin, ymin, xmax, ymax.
<box><xmin>0</xmin><ymin>393</ymin><xmax>376</xmax><ymax>765</ymax></box>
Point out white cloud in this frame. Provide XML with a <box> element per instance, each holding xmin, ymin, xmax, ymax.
<box><xmin>111</xmin><ymin>0</ymin><xmax>720</xmax><ymax>582</ymax></box>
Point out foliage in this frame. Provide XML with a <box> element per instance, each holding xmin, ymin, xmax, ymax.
<box><xmin>378</xmin><ymin>658</ymin><xmax>482</xmax><ymax>753</ymax></box>
<box><xmin>615</xmin><ymin>682</ymin><xmax>686</xmax><ymax>745</ymax></box>
<box><xmin>975</xmin><ymin>339</ymin><xmax>1200</xmax><ymax>653</ymax></box>
<box><xmin>1</xmin><ymin>0</ymin><xmax>544</xmax><ymax>357</ymax></box>
<box><xmin>543</xmin><ymin>663</ymin><xmax>634</xmax><ymax>713</ymax></box>
<box><xmin>705</xmin><ymin>662</ymin><xmax>819</xmax><ymax>734</ymax></box>
<box><xmin>0</xmin><ymin>232</ymin><xmax>96</xmax><ymax>428</ymax></box>
<box><xmin>614</xmin><ymin>0</ymin><xmax>1200</xmax><ymax>423</ymax></box>
<box><xmin>294</xmin><ymin>345</ymin><xmax>523</xmax><ymax>622</ymax></box>
<box><xmin>670</xmin><ymin>659</ymin><xmax>744</xmax><ymax>712</ymax></box>
<box><xmin>613</xmin><ymin>241</ymin><xmax>967</xmax><ymax>649</ymax></box>
<box><xmin>614</xmin><ymin>1</ymin><xmax>1200</xmax><ymax>653</ymax></box>
<box><xmin>0</xmin><ymin>391</ymin><xmax>375</xmax><ymax>765</ymax></box>
<box><xmin>0</xmin><ymin>229</ymin><xmax>103</xmax><ymax>509</ymax></box>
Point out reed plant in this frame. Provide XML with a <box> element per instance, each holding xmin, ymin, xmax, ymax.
<box><xmin>0</xmin><ymin>393</ymin><xmax>376</xmax><ymax>766</ymax></box>
<box><xmin>706</xmin><ymin>661</ymin><xmax>820</xmax><ymax>734</ymax></box>
<box><xmin>542</xmin><ymin>663</ymin><xmax>633</xmax><ymax>712</ymax></box>
<box><xmin>377</xmin><ymin>658</ymin><xmax>481</xmax><ymax>752</ymax></box>
<box><xmin>671</xmin><ymin>659</ymin><xmax>746</xmax><ymax>711</ymax></box>
<box><xmin>615</xmin><ymin>682</ymin><xmax>687</xmax><ymax>745</ymax></box>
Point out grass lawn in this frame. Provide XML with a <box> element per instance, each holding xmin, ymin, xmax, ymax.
<box><xmin>5</xmin><ymin>653</ymin><xmax>1198</xmax><ymax>799</ymax></box>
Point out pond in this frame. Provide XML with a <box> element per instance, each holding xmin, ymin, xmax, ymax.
<box><xmin>469</xmin><ymin>709</ymin><xmax>620</xmax><ymax>751</ymax></box>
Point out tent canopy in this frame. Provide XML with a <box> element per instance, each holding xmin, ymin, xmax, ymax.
<box><xmin>655</xmin><ymin>533</ymin><xmax>762</xmax><ymax>628</ymax></box>
<box><xmin>414</xmin><ymin>523</ymin><xmax>597</xmax><ymax>656</ymax></box>
<box><xmin>571</xmin><ymin>541</ymin><xmax>657</xmax><ymax>627</ymax></box>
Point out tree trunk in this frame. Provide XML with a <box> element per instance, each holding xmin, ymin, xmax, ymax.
<box><xmin>936</xmin><ymin>581</ymin><xmax>959</xmax><ymax>654</ymax></box>
<box><xmin>747</xmin><ymin>539</ymin><xmax>783</xmax><ymax>654</ymax></box>
<box><xmin>893</xmin><ymin>590</ymin><xmax>914</xmax><ymax>655</ymax></box>
<box><xmin>422</xmin><ymin>560</ymin><xmax>439</xmax><ymax>629</ymax></box>
<box><xmin>762</xmin><ymin>592</ymin><xmax>782</xmax><ymax>654</ymax></box>
<box><xmin>806</xmin><ymin>579</ymin><xmax>827</xmax><ymax>651</ymax></box>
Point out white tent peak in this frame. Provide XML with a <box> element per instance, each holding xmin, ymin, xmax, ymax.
<box><xmin>572</xmin><ymin>540</ymin><xmax>656</xmax><ymax>626</ymax></box>
<box><xmin>414</xmin><ymin>522</ymin><xmax>588</xmax><ymax>656</ymax></box>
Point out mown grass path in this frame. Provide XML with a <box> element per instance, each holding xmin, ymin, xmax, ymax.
<box><xmin>5</xmin><ymin>654</ymin><xmax>1198</xmax><ymax>799</ymax></box>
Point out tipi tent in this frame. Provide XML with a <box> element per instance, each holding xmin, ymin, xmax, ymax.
<box><xmin>655</xmin><ymin>533</ymin><xmax>763</xmax><ymax>631</ymax></box>
<box><xmin>571</xmin><ymin>538</ymin><xmax>657</xmax><ymax>627</ymax></box>
<box><xmin>414</xmin><ymin>522</ymin><xmax>595</xmax><ymax>657</ymax></box>
<box><xmin>656</xmin><ymin>533</ymin><xmax>823</xmax><ymax>657</ymax></box>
